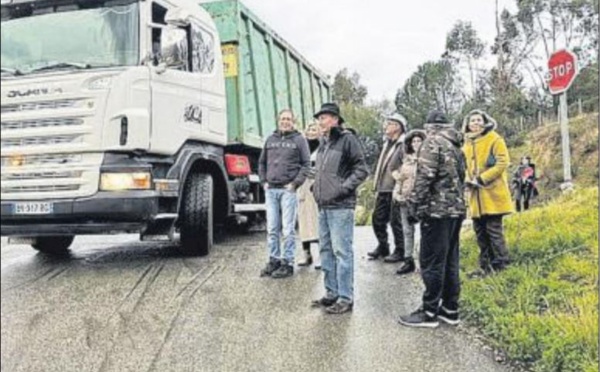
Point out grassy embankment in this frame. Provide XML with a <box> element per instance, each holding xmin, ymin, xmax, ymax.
<box><xmin>461</xmin><ymin>113</ymin><xmax>599</xmax><ymax>372</ymax></box>
<box><xmin>460</xmin><ymin>187</ymin><xmax>598</xmax><ymax>372</ymax></box>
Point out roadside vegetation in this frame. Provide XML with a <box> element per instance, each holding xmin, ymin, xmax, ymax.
<box><xmin>460</xmin><ymin>187</ymin><xmax>599</xmax><ymax>372</ymax></box>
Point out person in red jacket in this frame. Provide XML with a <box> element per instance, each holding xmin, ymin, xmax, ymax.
<box><xmin>512</xmin><ymin>156</ymin><xmax>538</xmax><ymax>212</ymax></box>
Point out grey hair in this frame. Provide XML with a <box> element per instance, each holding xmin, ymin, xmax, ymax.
<box><xmin>278</xmin><ymin>109</ymin><xmax>295</xmax><ymax>120</ymax></box>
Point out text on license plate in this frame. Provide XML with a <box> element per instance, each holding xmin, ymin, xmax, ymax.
<box><xmin>13</xmin><ymin>202</ymin><xmax>54</xmax><ymax>215</ymax></box>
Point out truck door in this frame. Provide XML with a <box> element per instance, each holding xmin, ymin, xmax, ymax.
<box><xmin>149</xmin><ymin>1</ymin><xmax>214</xmax><ymax>154</ymax></box>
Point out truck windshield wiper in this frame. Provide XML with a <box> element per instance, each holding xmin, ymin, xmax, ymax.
<box><xmin>1</xmin><ymin>67</ymin><xmax>23</xmax><ymax>76</ymax></box>
<box><xmin>26</xmin><ymin>62</ymin><xmax>91</xmax><ymax>74</ymax></box>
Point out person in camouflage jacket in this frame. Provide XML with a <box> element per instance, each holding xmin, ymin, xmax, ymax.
<box><xmin>398</xmin><ymin>110</ymin><xmax>466</xmax><ymax>329</ymax></box>
<box><xmin>408</xmin><ymin>125</ymin><xmax>466</xmax><ymax>221</ymax></box>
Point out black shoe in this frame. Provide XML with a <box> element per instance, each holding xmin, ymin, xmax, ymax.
<box><xmin>396</xmin><ymin>258</ymin><xmax>415</xmax><ymax>275</ymax></box>
<box><xmin>467</xmin><ymin>267</ymin><xmax>491</xmax><ymax>279</ymax></box>
<box><xmin>367</xmin><ymin>245</ymin><xmax>390</xmax><ymax>260</ymax></box>
<box><xmin>491</xmin><ymin>263</ymin><xmax>508</xmax><ymax>272</ymax></box>
<box><xmin>271</xmin><ymin>264</ymin><xmax>294</xmax><ymax>279</ymax></box>
<box><xmin>384</xmin><ymin>250</ymin><xmax>405</xmax><ymax>263</ymax></box>
<box><xmin>325</xmin><ymin>300</ymin><xmax>353</xmax><ymax>314</ymax></box>
<box><xmin>311</xmin><ymin>296</ymin><xmax>338</xmax><ymax>308</ymax></box>
<box><xmin>398</xmin><ymin>308</ymin><xmax>439</xmax><ymax>328</ymax></box>
<box><xmin>260</xmin><ymin>259</ymin><xmax>281</xmax><ymax>277</ymax></box>
<box><xmin>314</xmin><ymin>264</ymin><xmax>321</xmax><ymax>270</ymax></box>
<box><xmin>438</xmin><ymin>306</ymin><xmax>460</xmax><ymax>326</ymax></box>
<box><xmin>298</xmin><ymin>254</ymin><xmax>313</xmax><ymax>267</ymax></box>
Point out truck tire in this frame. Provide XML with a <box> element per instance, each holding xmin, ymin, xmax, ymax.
<box><xmin>31</xmin><ymin>236</ymin><xmax>74</xmax><ymax>255</ymax></box>
<box><xmin>180</xmin><ymin>173</ymin><xmax>213</xmax><ymax>256</ymax></box>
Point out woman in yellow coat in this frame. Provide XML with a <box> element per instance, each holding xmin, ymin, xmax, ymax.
<box><xmin>462</xmin><ymin>110</ymin><xmax>513</xmax><ymax>274</ymax></box>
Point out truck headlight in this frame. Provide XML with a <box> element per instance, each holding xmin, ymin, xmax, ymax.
<box><xmin>100</xmin><ymin>172</ymin><xmax>152</xmax><ymax>191</ymax></box>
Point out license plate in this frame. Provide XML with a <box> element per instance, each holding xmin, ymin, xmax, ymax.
<box><xmin>13</xmin><ymin>202</ymin><xmax>54</xmax><ymax>215</ymax></box>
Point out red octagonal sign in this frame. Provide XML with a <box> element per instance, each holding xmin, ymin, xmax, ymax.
<box><xmin>547</xmin><ymin>49</ymin><xmax>578</xmax><ymax>95</ymax></box>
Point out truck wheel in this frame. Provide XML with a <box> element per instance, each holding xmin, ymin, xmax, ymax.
<box><xmin>180</xmin><ymin>173</ymin><xmax>213</xmax><ymax>256</ymax></box>
<box><xmin>31</xmin><ymin>236</ymin><xmax>75</xmax><ymax>255</ymax></box>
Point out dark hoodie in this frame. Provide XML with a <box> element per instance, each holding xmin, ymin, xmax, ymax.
<box><xmin>258</xmin><ymin>130</ymin><xmax>311</xmax><ymax>188</ymax></box>
<box><xmin>312</xmin><ymin>126</ymin><xmax>369</xmax><ymax>209</ymax></box>
<box><xmin>408</xmin><ymin>123</ymin><xmax>467</xmax><ymax>220</ymax></box>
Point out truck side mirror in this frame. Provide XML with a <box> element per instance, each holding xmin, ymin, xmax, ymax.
<box><xmin>164</xmin><ymin>8</ymin><xmax>191</xmax><ymax>27</ymax></box>
<box><xmin>160</xmin><ymin>25</ymin><xmax>188</xmax><ymax>70</ymax></box>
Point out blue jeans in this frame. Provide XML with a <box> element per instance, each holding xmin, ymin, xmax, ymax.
<box><xmin>318</xmin><ymin>208</ymin><xmax>355</xmax><ymax>303</ymax></box>
<box><xmin>266</xmin><ymin>188</ymin><xmax>298</xmax><ymax>264</ymax></box>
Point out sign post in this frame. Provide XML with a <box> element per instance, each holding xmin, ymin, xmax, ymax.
<box><xmin>547</xmin><ymin>49</ymin><xmax>578</xmax><ymax>190</ymax></box>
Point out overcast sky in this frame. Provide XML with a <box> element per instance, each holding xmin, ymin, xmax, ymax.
<box><xmin>207</xmin><ymin>0</ymin><xmax>517</xmax><ymax>102</ymax></box>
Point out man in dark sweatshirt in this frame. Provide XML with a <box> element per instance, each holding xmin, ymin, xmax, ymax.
<box><xmin>310</xmin><ymin>103</ymin><xmax>369</xmax><ymax>314</ymax></box>
<box><xmin>258</xmin><ymin>109</ymin><xmax>311</xmax><ymax>279</ymax></box>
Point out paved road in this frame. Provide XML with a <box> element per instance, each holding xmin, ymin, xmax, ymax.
<box><xmin>1</xmin><ymin>227</ymin><xmax>508</xmax><ymax>372</ymax></box>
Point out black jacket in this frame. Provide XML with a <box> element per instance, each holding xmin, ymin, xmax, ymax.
<box><xmin>312</xmin><ymin>126</ymin><xmax>369</xmax><ymax>209</ymax></box>
<box><xmin>258</xmin><ymin>130</ymin><xmax>310</xmax><ymax>188</ymax></box>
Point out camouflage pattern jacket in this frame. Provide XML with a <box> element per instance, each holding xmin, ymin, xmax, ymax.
<box><xmin>407</xmin><ymin>123</ymin><xmax>467</xmax><ymax>220</ymax></box>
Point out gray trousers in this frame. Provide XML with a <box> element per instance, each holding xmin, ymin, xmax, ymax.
<box><xmin>473</xmin><ymin>215</ymin><xmax>510</xmax><ymax>270</ymax></box>
<box><xmin>399</xmin><ymin>205</ymin><xmax>416</xmax><ymax>259</ymax></box>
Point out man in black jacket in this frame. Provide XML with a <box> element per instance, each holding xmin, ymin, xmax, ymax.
<box><xmin>368</xmin><ymin>113</ymin><xmax>407</xmax><ymax>262</ymax></box>
<box><xmin>258</xmin><ymin>109</ymin><xmax>311</xmax><ymax>279</ymax></box>
<box><xmin>311</xmin><ymin>103</ymin><xmax>369</xmax><ymax>314</ymax></box>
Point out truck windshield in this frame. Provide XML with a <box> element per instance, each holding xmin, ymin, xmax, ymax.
<box><xmin>1</xmin><ymin>2</ymin><xmax>139</xmax><ymax>76</ymax></box>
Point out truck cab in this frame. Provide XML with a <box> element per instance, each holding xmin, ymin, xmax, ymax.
<box><xmin>1</xmin><ymin>0</ymin><xmax>231</xmax><ymax>255</ymax></box>
<box><xmin>1</xmin><ymin>0</ymin><xmax>331</xmax><ymax>256</ymax></box>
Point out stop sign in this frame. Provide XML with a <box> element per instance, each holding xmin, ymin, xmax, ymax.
<box><xmin>547</xmin><ymin>49</ymin><xmax>578</xmax><ymax>95</ymax></box>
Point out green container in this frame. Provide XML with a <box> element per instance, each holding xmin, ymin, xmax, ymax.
<box><xmin>202</xmin><ymin>0</ymin><xmax>331</xmax><ymax>148</ymax></box>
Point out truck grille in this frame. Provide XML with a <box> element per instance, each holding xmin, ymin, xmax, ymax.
<box><xmin>0</xmin><ymin>94</ymin><xmax>101</xmax><ymax>199</ymax></box>
<box><xmin>1</xmin><ymin>99</ymin><xmax>81</xmax><ymax>114</ymax></box>
<box><xmin>0</xmin><ymin>154</ymin><xmax>82</xmax><ymax>167</ymax></box>
<box><xmin>1</xmin><ymin>117</ymin><xmax>84</xmax><ymax>131</ymax></box>
<box><xmin>1</xmin><ymin>170</ymin><xmax>83</xmax><ymax>181</ymax></box>
<box><xmin>1</xmin><ymin>134</ymin><xmax>83</xmax><ymax>148</ymax></box>
<box><xmin>2</xmin><ymin>184</ymin><xmax>81</xmax><ymax>194</ymax></box>
<box><xmin>0</xmin><ymin>153</ymin><xmax>102</xmax><ymax>200</ymax></box>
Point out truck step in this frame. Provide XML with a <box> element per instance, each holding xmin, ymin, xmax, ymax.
<box><xmin>141</xmin><ymin>217</ymin><xmax>177</xmax><ymax>241</ymax></box>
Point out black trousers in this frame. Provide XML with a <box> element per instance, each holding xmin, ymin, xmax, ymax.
<box><xmin>515</xmin><ymin>184</ymin><xmax>532</xmax><ymax>211</ymax></box>
<box><xmin>473</xmin><ymin>215</ymin><xmax>510</xmax><ymax>270</ymax></box>
<box><xmin>420</xmin><ymin>217</ymin><xmax>463</xmax><ymax>314</ymax></box>
<box><xmin>372</xmin><ymin>192</ymin><xmax>404</xmax><ymax>252</ymax></box>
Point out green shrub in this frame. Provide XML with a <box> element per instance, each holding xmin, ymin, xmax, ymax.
<box><xmin>461</xmin><ymin>187</ymin><xmax>599</xmax><ymax>372</ymax></box>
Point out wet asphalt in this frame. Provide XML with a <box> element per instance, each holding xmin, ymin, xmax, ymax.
<box><xmin>1</xmin><ymin>227</ymin><xmax>509</xmax><ymax>372</ymax></box>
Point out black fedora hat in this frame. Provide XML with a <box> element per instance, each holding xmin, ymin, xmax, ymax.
<box><xmin>426</xmin><ymin>110</ymin><xmax>450</xmax><ymax>124</ymax></box>
<box><xmin>314</xmin><ymin>102</ymin><xmax>345</xmax><ymax>124</ymax></box>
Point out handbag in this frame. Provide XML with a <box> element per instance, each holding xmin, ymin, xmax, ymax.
<box><xmin>485</xmin><ymin>139</ymin><xmax>499</xmax><ymax>168</ymax></box>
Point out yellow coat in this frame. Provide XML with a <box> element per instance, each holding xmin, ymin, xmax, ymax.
<box><xmin>462</xmin><ymin>130</ymin><xmax>514</xmax><ymax>218</ymax></box>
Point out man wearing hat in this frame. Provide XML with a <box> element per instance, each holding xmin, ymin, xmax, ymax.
<box><xmin>367</xmin><ymin>113</ymin><xmax>407</xmax><ymax>263</ymax></box>
<box><xmin>398</xmin><ymin>110</ymin><xmax>466</xmax><ymax>328</ymax></box>
<box><xmin>310</xmin><ymin>102</ymin><xmax>369</xmax><ymax>314</ymax></box>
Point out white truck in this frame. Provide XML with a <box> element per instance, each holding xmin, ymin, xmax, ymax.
<box><xmin>0</xmin><ymin>0</ymin><xmax>330</xmax><ymax>255</ymax></box>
